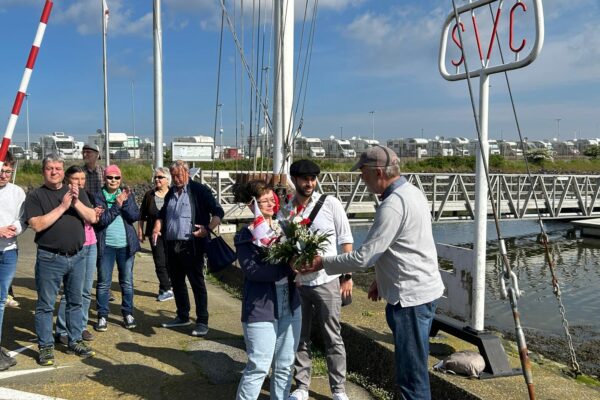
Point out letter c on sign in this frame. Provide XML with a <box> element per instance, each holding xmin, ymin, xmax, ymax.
<box><xmin>510</xmin><ymin>2</ymin><xmax>527</xmax><ymax>53</ymax></box>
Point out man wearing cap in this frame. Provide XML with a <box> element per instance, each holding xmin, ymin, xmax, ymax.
<box><xmin>300</xmin><ymin>146</ymin><xmax>444</xmax><ymax>400</ymax></box>
<box><xmin>287</xmin><ymin>159</ymin><xmax>353</xmax><ymax>400</ymax></box>
<box><xmin>82</xmin><ymin>143</ymin><xmax>103</xmax><ymax>196</ymax></box>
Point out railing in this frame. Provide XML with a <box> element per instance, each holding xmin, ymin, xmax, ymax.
<box><xmin>196</xmin><ymin>170</ymin><xmax>600</xmax><ymax>222</ymax></box>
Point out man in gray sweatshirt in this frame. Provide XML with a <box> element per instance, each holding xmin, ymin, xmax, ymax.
<box><xmin>302</xmin><ymin>145</ymin><xmax>444</xmax><ymax>400</ymax></box>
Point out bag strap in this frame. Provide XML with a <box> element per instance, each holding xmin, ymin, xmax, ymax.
<box><xmin>206</xmin><ymin>227</ymin><xmax>219</xmax><ymax>237</ymax></box>
<box><xmin>306</xmin><ymin>194</ymin><xmax>327</xmax><ymax>229</ymax></box>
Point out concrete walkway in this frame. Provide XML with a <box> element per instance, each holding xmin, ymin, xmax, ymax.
<box><xmin>0</xmin><ymin>230</ymin><xmax>373</xmax><ymax>400</ymax></box>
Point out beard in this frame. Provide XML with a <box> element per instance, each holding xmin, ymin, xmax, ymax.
<box><xmin>296</xmin><ymin>185</ymin><xmax>313</xmax><ymax>198</ymax></box>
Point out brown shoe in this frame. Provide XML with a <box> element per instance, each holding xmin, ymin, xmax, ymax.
<box><xmin>82</xmin><ymin>330</ymin><xmax>94</xmax><ymax>341</ymax></box>
<box><xmin>54</xmin><ymin>334</ymin><xmax>68</xmax><ymax>346</ymax></box>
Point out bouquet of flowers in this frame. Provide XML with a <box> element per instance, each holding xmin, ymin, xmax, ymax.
<box><xmin>264</xmin><ymin>203</ymin><xmax>331</xmax><ymax>272</ymax></box>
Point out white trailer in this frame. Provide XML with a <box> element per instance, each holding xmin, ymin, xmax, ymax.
<box><xmin>41</xmin><ymin>132</ymin><xmax>81</xmax><ymax>159</ymax></box>
<box><xmin>449</xmin><ymin>137</ymin><xmax>470</xmax><ymax>156</ymax></box>
<box><xmin>428</xmin><ymin>138</ymin><xmax>454</xmax><ymax>156</ymax></box>
<box><xmin>294</xmin><ymin>136</ymin><xmax>325</xmax><ymax>158</ymax></box>
<box><xmin>349</xmin><ymin>138</ymin><xmax>379</xmax><ymax>153</ymax></box>
<box><xmin>88</xmin><ymin>132</ymin><xmax>132</xmax><ymax>159</ymax></box>
<box><xmin>322</xmin><ymin>138</ymin><xmax>356</xmax><ymax>158</ymax></box>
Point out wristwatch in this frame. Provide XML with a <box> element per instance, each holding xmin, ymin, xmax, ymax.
<box><xmin>342</xmin><ymin>273</ymin><xmax>352</xmax><ymax>282</ymax></box>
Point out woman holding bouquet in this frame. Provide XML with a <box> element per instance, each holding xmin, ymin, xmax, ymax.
<box><xmin>233</xmin><ymin>180</ymin><xmax>301</xmax><ymax>400</ymax></box>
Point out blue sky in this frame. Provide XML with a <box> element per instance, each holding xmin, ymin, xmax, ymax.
<box><xmin>1</xmin><ymin>0</ymin><xmax>599</xmax><ymax>147</ymax></box>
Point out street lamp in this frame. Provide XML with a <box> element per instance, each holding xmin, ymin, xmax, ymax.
<box><xmin>340</xmin><ymin>126</ymin><xmax>343</xmax><ymax>140</ymax></box>
<box><xmin>25</xmin><ymin>93</ymin><xmax>31</xmax><ymax>158</ymax></box>
<box><xmin>369</xmin><ymin>111</ymin><xmax>375</xmax><ymax>140</ymax></box>
<box><xmin>218</xmin><ymin>103</ymin><xmax>224</xmax><ymax>159</ymax></box>
<box><xmin>555</xmin><ymin>118</ymin><xmax>562</xmax><ymax>142</ymax></box>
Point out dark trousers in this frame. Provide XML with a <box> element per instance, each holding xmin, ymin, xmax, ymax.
<box><xmin>150</xmin><ymin>236</ymin><xmax>171</xmax><ymax>293</ymax></box>
<box><xmin>166</xmin><ymin>240</ymin><xmax>208</xmax><ymax>324</ymax></box>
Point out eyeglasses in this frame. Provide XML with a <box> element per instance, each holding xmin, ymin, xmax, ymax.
<box><xmin>154</xmin><ymin>176</ymin><xmax>166</xmax><ymax>180</ymax></box>
<box><xmin>106</xmin><ymin>176</ymin><xmax>121</xmax><ymax>180</ymax></box>
<box><xmin>257</xmin><ymin>198</ymin><xmax>277</xmax><ymax>205</ymax></box>
<box><xmin>0</xmin><ymin>169</ymin><xmax>13</xmax><ymax>176</ymax></box>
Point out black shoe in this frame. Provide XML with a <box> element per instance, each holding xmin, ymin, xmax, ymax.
<box><xmin>0</xmin><ymin>348</ymin><xmax>16</xmax><ymax>368</ymax></box>
<box><xmin>38</xmin><ymin>346</ymin><xmax>55</xmax><ymax>366</ymax></box>
<box><xmin>95</xmin><ymin>317</ymin><xmax>108</xmax><ymax>332</ymax></box>
<box><xmin>161</xmin><ymin>316</ymin><xmax>191</xmax><ymax>328</ymax></box>
<box><xmin>67</xmin><ymin>340</ymin><xmax>95</xmax><ymax>358</ymax></box>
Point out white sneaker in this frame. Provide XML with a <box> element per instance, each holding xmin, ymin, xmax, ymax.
<box><xmin>332</xmin><ymin>392</ymin><xmax>349</xmax><ymax>400</ymax></box>
<box><xmin>288</xmin><ymin>389</ymin><xmax>308</xmax><ymax>400</ymax></box>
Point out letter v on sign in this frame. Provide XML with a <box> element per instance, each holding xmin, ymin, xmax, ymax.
<box><xmin>471</xmin><ymin>2</ymin><xmax>503</xmax><ymax>67</ymax></box>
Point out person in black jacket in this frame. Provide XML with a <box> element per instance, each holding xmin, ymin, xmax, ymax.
<box><xmin>152</xmin><ymin>160</ymin><xmax>224</xmax><ymax>337</ymax></box>
<box><xmin>94</xmin><ymin>164</ymin><xmax>141</xmax><ymax>332</ymax></box>
<box><xmin>138</xmin><ymin>167</ymin><xmax>173</xmax><ymax>302</ymax></box>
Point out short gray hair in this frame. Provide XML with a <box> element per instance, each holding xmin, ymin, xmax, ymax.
<box><xmin>382</xmin><ymin>164</ymin><xmax>400</xmax><ymax>179</ymax></box>
<box><xmin>153</xmin><ymin>167</ymin><xmax>172</xmax><ymax>185</ymax></box>
<box><xmin>169</xmin><ymin>160</ymin><xmax>189</xmax><ymax>172</ymax></box>
<box><xmin>42</xmin><ymin>154</ymin><xmax>65</xmax><ymax>170</ymax></box>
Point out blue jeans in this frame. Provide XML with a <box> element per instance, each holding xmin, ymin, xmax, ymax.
<box><xmin>385</xmin><ymin>300</ymin><xmax>438</xmax><ymax>400</ymax></box>
<box><xmin>97</xmin><ymin>246</ymin><xmax>134</xmax><ymax>318</ymax></box>
<box><xmin>0</xmin><ymin>249</ymin><xmax>18</xmax><ymax>344</ymax></box>
<box><xmin>236</xmin><ymin>284</ymin><xmax>302</xmax><ymax>400</ymax></box>
<box><xmin>56</xmin><ymin>244</ymin><xmax>97</xmax><ymax>336</ymax></box>
<box><xmin>35</xmin><ymin>248</ymin><xmax>85</xmax><ymax>347</ymax></box>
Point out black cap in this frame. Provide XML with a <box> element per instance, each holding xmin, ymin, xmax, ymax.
<box><xmin>290</xmin><ymin>159</ymin><xmax>320</xmax><ymax>177</ymax></box>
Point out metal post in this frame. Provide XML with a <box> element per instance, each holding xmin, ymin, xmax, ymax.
<box><xmin>369</xmin><ymin>110</ymin><xmax>375</xmax><ymax>140</ymax></box>
<box><xmin>472</xmin><ymin>72</ymin><xmax>490</xmax><ymax>331</ymax></box>
<box><xmin>153</xmin><ymin>0</ymin><xmax>164</xmax><ymax>168</ymax></box>
<box><xmin>102</xmin><ymin>0</ymin><xmax>110</xmax><ymax>166</ymax></box>
<box><xmin>25</xmin><ymin>93</ymin><xmax>30</xmax><ymax>158</ymax></box>
<box><xmin>131</xmin><ymin>80</ymin><xmax>136</xmax><ymax>136</ymax></box>
<box><xmin>272</xmin><ymin>0</ymin><xmax>294</xmax><ymax>175</ymax></box>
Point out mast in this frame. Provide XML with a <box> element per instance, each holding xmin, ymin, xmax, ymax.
<box><xmin>102</xmin><ymin>0</ymin><xmax>110</xmax><ymax>166</ymax></box>
<box><xmin>153</xmin><ymin>0</ymin><xmax>164</xmax><ymax>168</ymax></box>
<box><xmin>272</xmin><ymin>0</ymin><xmax>294</xmax><ymax>175</ymax></box>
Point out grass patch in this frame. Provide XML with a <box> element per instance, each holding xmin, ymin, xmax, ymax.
<box><xmin>347</xmin><ymin>372</ymin><xmax>394</xmax><ymax>400</ymax></box>
<box><xmin>206</xmin><ymin>273</ymin><xmax>243</xmax><ymax>300</ymax></box>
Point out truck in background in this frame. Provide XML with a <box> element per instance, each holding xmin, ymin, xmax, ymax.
<box><xmin>322</xmin><ymin>138</ymin><xmax>356</xmax><ymax>158</ymax></box>
<box><xmin>40</xmin><ymin>132</ymin><xmax>81</xmax><ymax>160</ymax></box>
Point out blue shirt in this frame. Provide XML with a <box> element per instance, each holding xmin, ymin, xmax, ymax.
<box><xmin>380</xmin><ymin>176</ymin><xmax>407</xmax><ymax>200</ymax></box>
<box><xmin>165</xmin><ymin>186</ymin><xmax>193</xmax><ymax>241</ymax></box>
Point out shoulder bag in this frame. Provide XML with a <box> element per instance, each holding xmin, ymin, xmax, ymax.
<box><xmin>205</xmin><ymin>227</ymin><xmax>236</xmax><ymax>273</ymax></box>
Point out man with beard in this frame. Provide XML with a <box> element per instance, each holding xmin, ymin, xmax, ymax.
<box><xmin>287</xmin><ymin>159</ymin><xmax>353</xmax><ymax>400</ymax></box>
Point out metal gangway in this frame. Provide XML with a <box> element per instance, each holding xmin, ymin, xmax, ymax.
<box><xmin>196</xmin><ymin>170</ymin><xmax>600</xmax><ymax>222</ymax></box>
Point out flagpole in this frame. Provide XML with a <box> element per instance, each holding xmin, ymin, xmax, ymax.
<box><xmin>102</xmin><ymin>0</ymin><xmax>110</xmax><ymax>166</ymax></box>
<box><xmin>153</xmin><ymin>0</ymin><xmax>164</xmax><ymax>168</ymax></box>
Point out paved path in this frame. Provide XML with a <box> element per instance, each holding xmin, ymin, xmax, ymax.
<box><xmin>1</xmin><ymin>230</ymin><xmax>373</xmax><ymax>400</ymax></box>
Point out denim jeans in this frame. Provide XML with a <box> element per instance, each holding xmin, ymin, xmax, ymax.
<box><xmin>0</xmin><ymin>249</ymin><xmax>18</xmax><ymax>344</ymax></box>
<box><xmin>385</xmin><ymin>300</ymin><xmax>438</xmax><ymax>400</ymax></box>
<box><xmin>56</xmin><ymin>244</ymin><xmax>97</xmax><ymax>336</ymax></box>
<box><xmin>236</xmin><ymin>284</ymin><xmax>302</xmax><ymax>400</ymax></box>
<box><xmin>97</xmin><ymin>246</ymin><xmax>134</xmax><ymax>318</ymax></box>
<box><xmin>35</xmin><ymin>248</ymin><xmax>85</xmax><ymax>347</ymax></box>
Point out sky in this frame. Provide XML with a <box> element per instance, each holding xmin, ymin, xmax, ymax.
<box><xmin>1</xmin><ymin>0</ymin><xmax>600</xmax><ymax>148</ymax></box>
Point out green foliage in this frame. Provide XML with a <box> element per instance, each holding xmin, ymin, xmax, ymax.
<box><xmin>583</xmin><ymin>145</ymin><xmax>600</xmax><ymax>159</ymax></box>
<box><xmin>526</xmin><ymin>148</ymin><xmax>554</xmax><ymax>164</ymax></box>
<box><xmin>489</xmin><ymin>154</ymin><xmax>505</xmax><ymax>169</ymax></box>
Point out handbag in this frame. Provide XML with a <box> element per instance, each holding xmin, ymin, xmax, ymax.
<box><xmin>205</xmin><ymin>227</ymin><xmax>236</xmax><ymax>273</ymax></box>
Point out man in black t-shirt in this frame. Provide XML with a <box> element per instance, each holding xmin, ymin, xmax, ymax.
<box><xmin>24</xmin><ymin>155</ymin><xmax>97</xmax><ymax>366</ymax></box>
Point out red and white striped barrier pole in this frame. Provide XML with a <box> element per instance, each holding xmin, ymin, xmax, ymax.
<box><xmin>0</xmin><ymin>0</ymin><xmax>53</xmax><ymax>167</ymax></box>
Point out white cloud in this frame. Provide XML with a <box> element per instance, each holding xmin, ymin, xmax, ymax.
<box><xmin>54</xmin><ymin>0</ymin><xmax>152</xmax><ymax>38</ymax></box>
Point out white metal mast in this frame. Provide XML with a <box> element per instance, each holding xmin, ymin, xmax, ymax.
<box><xmin>153</xmin><ymin>0</ymin><xmax>164</xmax><ymax>168</ymax></box>
<box><xmin>272</xmin><ymin>0</ymin><xmax>294</xmax><ymax>175</ymax></box>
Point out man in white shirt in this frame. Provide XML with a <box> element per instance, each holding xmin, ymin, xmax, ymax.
<box><xmin>0</xmin><ymin>151</ymin><xmax>26</xmax><ymax>371</ymax></box>
<box><xmin>287</xmin><ymin>160</ymin><xmax>353</xmax><ymax>400</ymax></box>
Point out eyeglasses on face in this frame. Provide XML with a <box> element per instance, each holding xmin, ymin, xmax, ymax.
<box><xmin>154</xmin><ymin>176</ymin><xmax>166</xmax><ymax>180</ymax></box>
<box><xmin>106</xmin><ymin>176</ymin><xmax>121</xmax><ymax>180</ymax></box>
<box><xmin>0</xmin><ymin>169</ymin><xmax>14</xmax><ymax>176</ymax></box>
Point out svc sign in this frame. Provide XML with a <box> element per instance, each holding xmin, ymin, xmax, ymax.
<box><xmin>439</xmin><ymin>0</ymin><xmax>544</xmax><ymax>81</ymax></box>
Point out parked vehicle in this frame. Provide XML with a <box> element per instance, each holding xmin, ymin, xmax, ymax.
<box><xmin>41</xmin><ymin>132</ymin><xmax>81</xmax><ymax>159</ymax></box>
<box><xmin>449</xmin><ymin>137</ymin><xmax>470</xmax><ymax>156</ymax></box>
<box><xmin>349</xmin><ymin>138</ymin><xmax>379</xmax><ymax>153</ymax></box>
<box><xmin>499</xmin><ymin>141</ymin><xmax>523</xmax><ymax>157</ymax></box>
<box><xmin>322</xmin><ymin>138</ymin><xmax>356</xmax><ymax>158</ymax></box>
<box><xmin>294</xmin><ymin>136</ymin><xmax>326</xmax><ymax>158</ymax></box>
<box><xmin>428</xmin><ymin>138</ymin><xmax>454</xmax><ymax>157</ymax></box>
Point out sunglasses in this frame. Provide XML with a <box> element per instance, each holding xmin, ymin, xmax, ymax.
<box><xmin>154</xmin><ymin>176</ymin><xmax>166</xmax><ymax>180</ymax></box>
<box><xmin>106</xmin><ymin>176</ymin><xmax>121</xmax><ymax>180</ymax></box>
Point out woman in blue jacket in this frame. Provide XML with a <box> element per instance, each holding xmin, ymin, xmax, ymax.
<box><xmin>233</xmin><ymin>180</ymin><xmax>301</xmax><ymax>400</ymax></box>
<box><xmin>94</xmin><ymin>164</ymin><xmax>140</xmax><ymax>332</ymax></box>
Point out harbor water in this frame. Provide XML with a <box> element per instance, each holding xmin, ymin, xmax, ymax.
<box><xmin>350</xmin><ymin>220</ymin><xmax>600</xmax><ymax>374</ymax></box>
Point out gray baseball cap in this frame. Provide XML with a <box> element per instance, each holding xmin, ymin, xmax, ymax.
<box><xmin>351</xmin><ymin>145</ymin><xmax>398</xmax><ymax>171</ymax></box>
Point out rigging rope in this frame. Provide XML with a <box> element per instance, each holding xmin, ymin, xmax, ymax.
<box><xmin>450</xmin><ymin>1</ymin><xmax>535</xmax><ymax>398</ymax></box>
<box><xmin>486</xmin><ymin>2</ymin><xmax>580</xmax><ymax>375</ymax></box>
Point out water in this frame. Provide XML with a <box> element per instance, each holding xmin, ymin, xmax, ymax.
<box><xmin>350</xmin><ymin>220</ymin><xmax>600</xmax><ymax>335</ymax></box>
